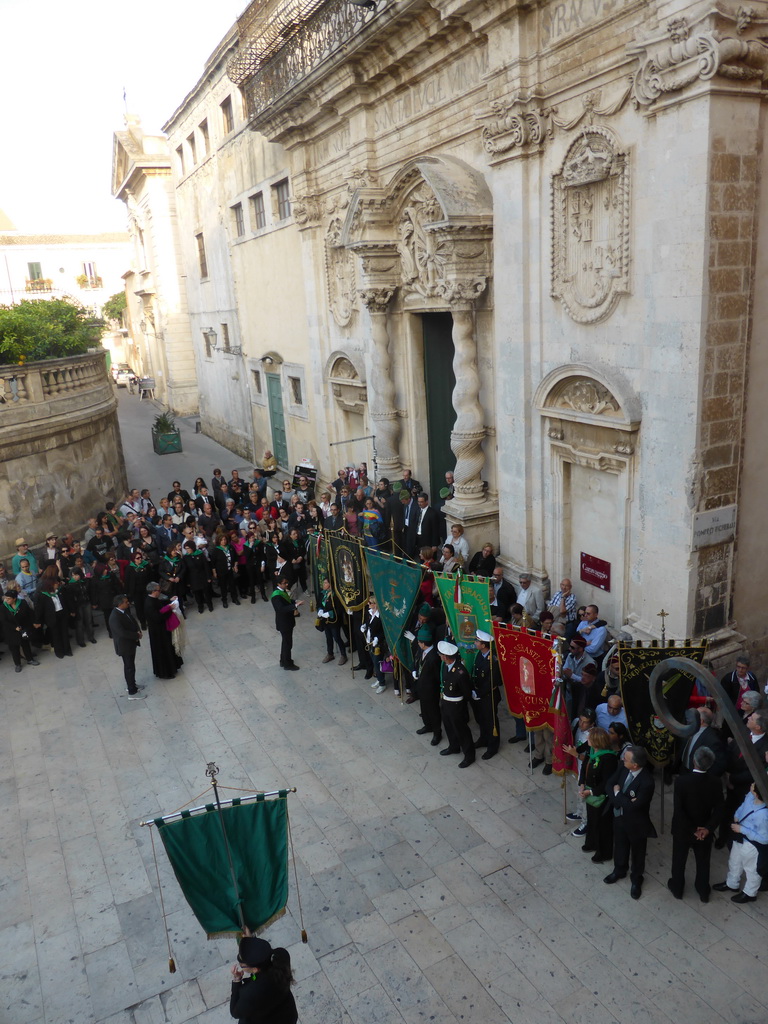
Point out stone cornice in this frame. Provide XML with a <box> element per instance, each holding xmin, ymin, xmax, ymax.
<box><xmin>628</xmin><ymin>3</ymin><xmax>768</xmax><ymax>107</ymax></box>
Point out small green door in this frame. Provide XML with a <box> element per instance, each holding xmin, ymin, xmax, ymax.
<box><xmin>422</xmin><ymin>312</ymin><xmax>456</xmax><ymax>498</ymax></box>
<box><xmin>266</xmin><ymin>373</ymin><xmax>288</xmax><ymax>468</ymax></box>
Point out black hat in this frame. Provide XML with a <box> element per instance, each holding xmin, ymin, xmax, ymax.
<box><xmin>238</xmin><ymin>936</ymin><xmax>272</xmax><ymax>967</ymax></box>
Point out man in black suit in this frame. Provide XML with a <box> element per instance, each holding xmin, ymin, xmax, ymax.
<box><xmin>271</xmin><ymin>576</ymin><xmax>302</xmax><ymax>670</ymax></box>
<box><xmin>409</xmin><ymin>493</ymin><xmax>441</xmax><ymax>556</ymax></box>
<box><xmin>390</xmin><ymin>491</ymin><xmax>414</xmax><ymax>555</ymax></box>
<box><xmin>108</xmin><ymin>594</ymin><xmax>145</xmax><ymax>699</ymax></box>
<box><xmin>414</xmin><ymin>626</ymin><xmax>442</xmax><ymax>745</ymax></box>
<box><xmin>438</xmin><ymin>640</ymin><xmax>475</xmax><ymax>768</ymax></box>
<box><xmin>717</xmin><ymin>709</ymin><xmax>768</xmax><ymax>847</ymax></box>
<box><xmin>668</xmin><ymin>746</ymin><xmax>724</xmax><ymax>902</ymax></box>
<box><xmin>604</xmin><ymin>745</ymin><xmax>657</xmax><ymax>899</ymax></box>
<box><xmin>678</xmin><ymin>707</ymin><xmax>727</xmax><ymax>776</ymax></box>
<box><xmin>489</xmin><ymin>567</ymin><xmax>517</xmax><ymax>623</ymax></box>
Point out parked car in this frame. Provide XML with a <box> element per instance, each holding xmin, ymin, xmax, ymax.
<box><xmin>115</xmin><ymin>366</ymin><xmax>137</xmax><ymax>388</ymax></box>
<box><xmin>111</xmin><ymin>362</ymin><xmax>130</xmax><ymax>382</ymax></box>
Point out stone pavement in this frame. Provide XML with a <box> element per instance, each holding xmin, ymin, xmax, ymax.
<box><xmin>3</xmin><ymin>400</ymin><xmax>768</xmax><ymax>1024</ymax></box>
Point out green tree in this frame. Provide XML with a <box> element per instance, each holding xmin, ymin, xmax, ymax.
<box><xmin>102</xmin><ymin>291</ymin><xmax>127</xmax><ymax>324</ymax></box>
<box><xmin>0</xmin><ymin>299</ymin><xmax>104</xmax><ymax>365</ymax></box>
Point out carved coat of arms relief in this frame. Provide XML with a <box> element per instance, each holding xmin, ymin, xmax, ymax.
<box><xmin>551</xmin><ymin>127</ymin><xmax>630</xmax><ymax>324</ymax></box>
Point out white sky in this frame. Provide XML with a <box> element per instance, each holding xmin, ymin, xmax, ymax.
<box><xmin>0</xmin><ymin>0</ymin><xmax>246</xmax><ymax>234</ymax></box>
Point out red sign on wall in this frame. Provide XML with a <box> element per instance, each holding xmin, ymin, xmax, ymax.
<box><xmin>580</xmin><ymin>552</ymin><xmax>611</xmax><ymax>592</ymax></box>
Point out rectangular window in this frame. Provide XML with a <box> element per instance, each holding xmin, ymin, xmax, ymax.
<box><xmin>221</xmin><ymin>323</ymin><xmax>231</xmax><ymax>353</ymax></box>
<box><xmin>232</xmin><ymin>203</ymin><xmax>245</xmax><ymax>237</ymax></box>
<box><xmin>176</xmin><ymin>145</ymin><xmax>185</xmax><ymax>176</ymax></box>
<box><xmin>195</xmin><ymin>233</ymin><xmax>208</xmax><ymax>278</ymax></box>
<box><xmin>252</xmin><ymin>369</ymin><xmax>262</xmax><ymax>394</ymax></box>
<box><xmin>220</xmin><ymin>96</ymin><xmax>234</xmax><ymax>134</ymax></box>
<box><xmin>198</xmin><ymin>119</ymin><xmax>209</xmax><ymax>156</ymax></box>
<box><xmin>288</xmin><ymin>375</ymin><xmax>302</xmax><ymax>406</ymax></box>
<box><xmin>27</xmin><ymin>262</ymin><xmax>42</xmax><ymax>280</ymax></box>
<box><xmin>187</xmin><ymin>133</ymin><xmax>197</xmax><ymax>165</ymax></box>
<box><xmin>250</xmin><ymin>192</ymin><xmax>266</xmax><ymax>230</ymax></box>
<box><xmin>273</xmin><ymin>179</ymin><xmax>291</xmax><ymax>220</ymax></box>
<box><xmin>204</xmin><ymin>330</ymin><xmax>214</xmax><ymax>358</ymax></box>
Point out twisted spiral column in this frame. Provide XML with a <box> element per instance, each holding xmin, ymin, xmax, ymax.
<box><xmin>360</xmin><ymin>287</ymin><xmax>401</xmax><ymax>477</ymax></box>
<box><xmin>450</xmin><ymin>308</ymin><xmax>486</xmax><ymax>505</ymax></box>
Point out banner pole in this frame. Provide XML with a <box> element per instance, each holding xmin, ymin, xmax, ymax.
<box><xmin>140</xmin><ymin>787</ymin><xmax>296</xmax><ymax>826</ymax></box>
<box><xmin>658</xmin><ymin>768</ymin><xmax>665</xmax><ymax>835</ymax></box>
<box><xmin>349</xmin><ymin>609</ymin><xmax>355</xmax><ymax>678</ymax></box>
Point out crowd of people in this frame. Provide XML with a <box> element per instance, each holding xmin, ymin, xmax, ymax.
<box><xmin>3</xmin><ymin>457</ymin><xmax>767</xmax><ymax>907</ymax></box>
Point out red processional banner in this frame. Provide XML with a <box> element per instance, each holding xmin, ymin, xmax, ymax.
<box><xmin>493</xmin><ymin>624</ymin><xmax>557</xmax><ymax>732</ymax></box>
<box><xmin>551</xmin><ymin>685</ymin><xmax>579</xmax><ymax>777</ymax></box>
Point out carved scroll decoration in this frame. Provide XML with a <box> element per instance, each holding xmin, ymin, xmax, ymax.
<box><xmin>325</xmin><ymin>217</ymin><xmax>357</xmax><ymax>326</ymax></box>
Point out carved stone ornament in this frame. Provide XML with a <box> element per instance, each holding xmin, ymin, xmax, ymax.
<box><xmin>557</xmin><ymin>379</ymin><xmax>621</xmax><ymax>417</ymax></box>
<box><xmin>397</xmin><ymin>182</ymin><xmax>447</xmax><ymax>299</ymax></box>
<box><xmin>629</xmin><ymin>5</ymin><xmax>768</xmax><ymax>107</ymax></box>
<box><xmin>479</xmin><ymin>93</ymin><xmax>553</xmax><ymax>155</ymax></box>
<box><xmin>325</xmin><ymin>218</ymin><xmax>357</xmax><ymax>326</ymax></box>
<box><xmin>551</xmin><ymin>127</ymin><xmax>630</xmax><ymax>324</ymax></box>
<box><xmin>359</xmin><ymin>287</ymin><xmax>395</xmax><ymax>313</ymax></box>
<box><xmin>292</xmin><ymin>193</ymin><xmax>322</xmax><ymax>228</ymax></box>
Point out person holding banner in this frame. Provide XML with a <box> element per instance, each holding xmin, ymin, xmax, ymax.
<box><xmin>362</xmin><ymin>596</ymin><xmax>389</xmax><ymax>694</ymax></box>
<box><xmin>471</xmin><ymin>630</ymin><xmax>502</xmax><ymax>760</ymax></box>
<box><xmin>271</xmin><ymin>577</ymin><xmax>302</xmax><ymax>671</ymax></box>
<box><xmin>230</xmin><ymin>935</ymin><xmax>297</xmax><ymax>1023</ymax></box>
<box><xmin>318</xmin><ymin>578</ymin><xmax>347</xmax><ymax>666</ymax></box>
<box><xmin>438</xmin><ymin>640</ymin><xmax>475</xmax><ymax>768</ymax></box>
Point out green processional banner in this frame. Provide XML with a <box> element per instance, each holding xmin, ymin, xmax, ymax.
<box><xmin>309</xmin><ymin>531</ymin><xmax>330</xmax><ymax>598</ymax></box>
<box><xmin>366</xmin><ymin>549</ymin><xmax>423</xmax><ymax>672</ymax></box>
<box><xmin>618</xmin><ymin>642</ymin><xmax>707</xmax><ymax>766</ymax></box>
<box><xmin>434</xmin><ymin>571</ymin><xmax>493</xmax><ymax>674</ymax></box>
<box><xmin>328</xmin><ymin>531</ymin><xmax>368</xmax><ymax>612</ymax></box>
<box><xmin>156</xmin><ymin>796</ymin><xmax>288</xmax><ymax>938</ymax></box>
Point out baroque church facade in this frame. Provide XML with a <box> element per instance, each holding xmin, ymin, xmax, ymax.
<box><xmin>149</xmin><ymin>0</ymin><xmax>767</xmax><ymax>662</ymax></box>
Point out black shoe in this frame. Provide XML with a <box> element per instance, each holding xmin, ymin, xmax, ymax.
<box><xmin>714</xmin><ymin>836</ymin><xmax>727</xmax><ymax>850</ymax></box>
<box><xmin>731</xmin><ymin>892</ymin><xmax>757</xmax><ymax>903</ymax></box>
<box><xmin>251</xmin><ymin>596</ymin><xmax>256</xmax><ymax>604</ymax></box>
<box><xmin>604</xmin><ymin>872</ymin><xmax>626</xmax><ymax>884</ymax></box>
<box><xmin>542</xmin><ymin>764</ymin><xmax>553</xmax><ymax>776</ymax></box>
<box><xmin>207</xmin><ymin>604</ymin><xmax>214</xmax><ymax>612</ymax></box>
<box><xmin>523</xmin><ymin>744</ymin><xmax>532</xmax><ymax>753</ymax></box>
<box><xmin>474</xmin><ymin>740</ymin><xmax>488</xmax><ymax>749</ymax></box>
<box><xmin>352</xmin><ymin>663</ymin><xmax>364</xmax><ymax>671</ymax></box>
<box><xmin>232</xmin><ymin>598</ymin><xmax>241</xmax><ymax>606</ymax></box>
<box><xmin>222</xmin><ymin>600</ymin><xmax>228</xmax><ymax>608</ymax></box>
<box><xmin>458</xmin><ymin>758</ymin><xmax>475</xmax><ymax>768</ymax></box>
<box><xmin>582</xmin><ymin>845</ymin><xmax>596</xmax><ymax>853</ymax></box>
<box><xmin>713</xmin><ymin>881</ymin><xmax>738</xmax><ymax>892</ymax></box>
<box><xmin>666</xmin><ymin>880</ymin><xmax>683</xmax><ymax>900</ymax></box>
<box><xmin>481</xmin><ymin>750</ymin><xmax>497</xmax><ymax>761</ymax></box>
<box><xmin>90</xmin><ymin>638</ymin><xmax>97</xmax><ymax>644</ymax></box>
<box><xmin>631</xmin><ymin>884</ymin><xmax>642</xmax><ymax>900</ymax></box>
<box><xmin>416</xmin><ymin>726</ymin><xmax>431</xmax><ymax>735</ymax></box>
<box><xmin>28</xmin><ymin>658</ymin><xmax>41</xmax><ymax>666</ymax></box>
<box><xmin>699</xmin><ymin>892</ymin><xmax>710</xmax><ymax>903</ymax></box>
<box><xmin>591</xmin><ymin>855</ymin><xmax>606</xmax><ymax>864</ymax></box>
<box><xmin>364</xmin><ymin>670</ymin><xmax>374</xmax><ymax>680</ymax></box>
<box><xmin>78</xmin><ymin>642</ymin><xmax>87</xmax><ymax>648</ymax></box>
<box><xmin>431</xmin><ymin>734</ymin><xmax>442</xmax><ymax>746</ymax></box>
<box><xmin>507</xmin><ymin>736</ymin><xmax>524</xmax><ymax>744</ymax></box>
<box><xmin>531</xmin><ymin>757</ymin><xmax>545</xmax><ymax>768</ymax></box>
<box><xmin>760</xmin><ymin>878</ymin><xmax>768</xmax><ymax>892</ymax></box>
<box><xmin>440</xmin><ymin>747</ymin><xmax>460</xmax><ymax>756</ymax></box>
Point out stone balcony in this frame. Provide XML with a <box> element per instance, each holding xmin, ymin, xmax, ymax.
<box><xmin>228</xmin><ymin>0</ymin><xmax>394</xmax><ymax>121</ymax></box>
<box><xmin>0</xmin><ymin>350</ymin><xmax>127</xmax><ymax>556</ymax></box>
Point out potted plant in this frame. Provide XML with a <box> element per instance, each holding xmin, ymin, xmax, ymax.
<box><xmin>151</xmin><ymin>410</ymin><xmax>182</xmax><ymax>455</ymax></box>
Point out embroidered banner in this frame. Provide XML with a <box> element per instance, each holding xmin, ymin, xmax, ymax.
<box><xmin>434</xmin><ymin>571</ymin><xmax>492</xmax><ymax>674</ymax></box>
<box><xmin>328</xmin><ymin>531</ymin><xmax>368</xmax><ymax>612</ymax></box>
<box><xmin>367</xmin><ymin>549</ymin><xmax>423</xmax><ymax>672</ymax></box>
<box><xmin>494</xmin><ymin>624</ymin><xmax>558</xmax><ymax>732</ymax></box>
<box><xmin>551</xmin><ymin>683</ymin><xmax>578</xmax><ymax>776</ymax></box>
<box><xmin>618</xmin><ymin>642</ymin><xmax>707</xmax><ymax>766</ymax></box>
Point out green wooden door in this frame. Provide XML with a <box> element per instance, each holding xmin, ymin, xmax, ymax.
<box><xmin>422</xmin><ymin>313</ymin><xmax>456</xmax><ymax>499</ymax></box>
<box><xmin>266</xmin><ymin>373</ymin><xmax>288</xmax><ymax>468</ymax></box>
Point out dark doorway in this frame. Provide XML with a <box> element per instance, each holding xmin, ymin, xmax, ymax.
<box><xmin>422</xmin><ymin>312</ymin><xmax>456</xmax><ymax>499</ymax></box>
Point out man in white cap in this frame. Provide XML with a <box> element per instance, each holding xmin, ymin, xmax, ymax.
<box><xmin>472</xmin><ymin>630</ymin><xmax>502</xmax><ymax>760</ymax></box>
<box><xmin>438</xmin><ymin>639</ymin><xmax>475</xmax><ymax>768</ymax></box>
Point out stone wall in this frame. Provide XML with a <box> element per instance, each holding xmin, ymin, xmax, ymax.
<box><xmin>0</xmin><ymin>352</ymin><xmax>127</xmax><ymax>557</ymax></box>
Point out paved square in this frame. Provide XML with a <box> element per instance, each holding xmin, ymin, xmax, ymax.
<box><xmin>3</xmin><ymin>398</ymin><xmax>767</xmax><ymax>1023</ymax></box>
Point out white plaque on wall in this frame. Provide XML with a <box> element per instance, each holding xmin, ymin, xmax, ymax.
<box><xmin>692</xmin><ymin>505</ymin><xmax>737</xmax><ymax>550</ymax></box>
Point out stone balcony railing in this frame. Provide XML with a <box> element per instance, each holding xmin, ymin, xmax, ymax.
<box><xmin>0</xmin><ymin>351</ymin><xmax>110</xmax><ymax>409</ymax></box>
<box><xmin>228</xmin><ymin>0</ymin><xmax>391</xmax><ymax>117</ymax></box>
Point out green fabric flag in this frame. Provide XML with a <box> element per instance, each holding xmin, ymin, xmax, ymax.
<box><xmin>434</xmin><ymin>572</ymin><xmax>493</xmax><ymax>674</ymax></box>
<box><xmin>309</xmin><ymin>530</ymin><xmax>330</xmax><ymax>599</ymax></box>
<box><xmin>367</xmin><ymin>549</ymin><xmax>423</xmax><ymax>672</ymax></box>
<box><xmin>156</xmin><ymin>797</ymin><xmax>288</xmax><ymax>938</ymax></box>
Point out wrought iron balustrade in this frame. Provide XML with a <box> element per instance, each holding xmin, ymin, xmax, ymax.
<box><xmin>229</xmin><ymin>0</ymin><xmax>388</xmax><ymax>114</ymax></box>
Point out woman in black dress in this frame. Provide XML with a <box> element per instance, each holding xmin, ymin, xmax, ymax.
<box><xmin>144</xmin><ymin>582</ymin><xmax>183</xmax><ymax>679</ymax></box>
<box><xmin>125</xmin><ymin>550</ymin><xmax>153</xmax><ymax>628</ymax></box>
<box><xmin>579</xmin><ymin>726</ymin><xmax>618</xmax><ymax>864</ymax></box>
